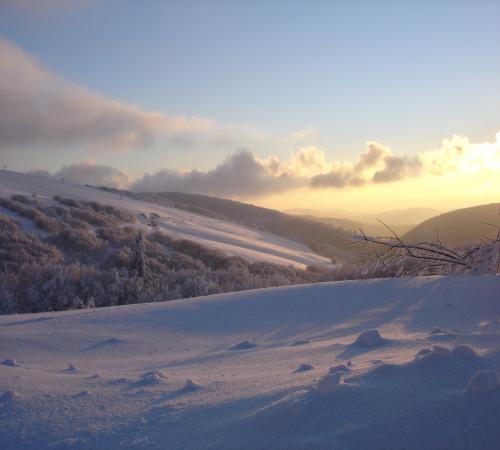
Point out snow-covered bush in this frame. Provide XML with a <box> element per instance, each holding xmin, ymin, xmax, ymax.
<box><xmin>49</xmin><ymin>226</ymin><xmax>103</xmax><ymax>253</ymax></box>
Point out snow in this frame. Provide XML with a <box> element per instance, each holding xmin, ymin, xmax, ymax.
<box><xmin>1</xmin><ymin>275</ymin><xmax>499</xmax><ymax>449</ymax></box>
<box><xmin>0</xmin><ymin>170</ymin><xmax>333</xmax><ymax>269</ymax></box>
<box><xmin>353</xmin><ymin>328</ymin><xmax>384</xmax><ymax>347</ymax></box>
<box><xmin>1</xmin><ymin>358</ymin><xmax>19</xmax><ymax>367</ymax></box>
<box><xmin>294</xmin><ymin>363</ymin><xmax>314</xmax><ymax>373</ymax></box>
<box><xmin>466</xmin><ymin>370</ymin><xmax>499</xmax><ymax>395</ymax></box>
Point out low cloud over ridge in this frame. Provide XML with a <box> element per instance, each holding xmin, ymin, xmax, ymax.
<box><xmin>36</xmin><ymin>131</ymin><xmax>499</xmax><ymax>200</ymax></box>
<box><xmin>131</xmin><ymin>151</ymin><xmax>300</xmax><ymax>198</ymax></box>
<box><xmin>29</xmin><ymin>161</ymin><xmax>130</xmax><ymax>189</ymax></box>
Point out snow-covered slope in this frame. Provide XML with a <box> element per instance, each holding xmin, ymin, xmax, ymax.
<box><xmin>1</xmin><ymin>276</ymin><xmax>499</xmax><ymax>449</ymax></box>
<box><xmin>0</xmin><ymin>170</ymin><xmax>332</xmax><ymax>269</ymax></box>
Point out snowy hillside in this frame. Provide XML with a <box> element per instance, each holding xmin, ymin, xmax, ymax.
<box><xmin>0</xmin><ymin>170</ymin><xmax>332</xmax><ymax>269</ymax></box>
<box><xmin>1</xmin><ymin>275</ymin><xmax>499</xmax><ymax>449</ymax></box>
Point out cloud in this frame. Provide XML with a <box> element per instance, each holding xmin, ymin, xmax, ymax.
<box><xmin>310</xmin><ymin>141</ymin><xmax>423</xmax><ymax>188</ymax></box>
<box><xmin>131</xmin><ymin>151</ymin><xmax>301</xmax><ymax>198</ymax></box>
<box><xmin>29</xmin><ymin>161</ymin><xmax>130</xmax><ymax>189</ymax></box>
<box><xmin>0</xmin><ymin>37</ymin><xmax>215</xmax><ymax>153</ymax></box>
<box><xmin>311</xmin><ymin>133</ymin><xmax>500</xmax><ymax>189</ymax></box>
<box><xmin>33</xmin><ymin>131</ymin><xmax>500</xmax><ymax>198</ymax></box>
<box><xmin>291</xmin><ymin>127</ymin><xmax>319</xmax><ymax>141</ymax></box>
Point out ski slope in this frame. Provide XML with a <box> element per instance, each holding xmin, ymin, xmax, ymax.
<box><xmin>0</xmin><ymin>170</ymin><xmax>333</xmax><ymax>269</ymax></box>
<box><xmin>1</xmin><ymin>275</ymin><xmax>499</xmax><ymax>449</ymax></box>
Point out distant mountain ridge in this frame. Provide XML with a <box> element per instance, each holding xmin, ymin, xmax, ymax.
<box><xmin>285</xmin><ymin>207</ymin><xmax>441</xmax><ymax>225</ymax></box>
<box><xmin>294</xmin><ymin>214</ymin><xmax>415</xmax><ymax>237</ymax></box>
<box><xmin>402</xmin><ymin>203</ymin><xmax>500</xmax><ymax>247</ymax></box>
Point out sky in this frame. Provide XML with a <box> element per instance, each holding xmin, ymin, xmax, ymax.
<box><xmin>0</xmin><ymin>0</ymin><xmax>499</xmax><ymax>213</ymax></box>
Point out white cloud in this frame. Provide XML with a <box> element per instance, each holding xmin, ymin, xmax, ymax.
<box><xmin>37</xmin><ymin>131</ymin><xmax>500</xmax><ymax>198</ymax></box>
<box><xmin>291</xmin><ymin>127</ymin><xmax>319</xmax><ymax>141</ymax></box>
<box><xmin>0</xmin><ymin>37</ymin><xmax>215</xmax><ymax>153</ymax></box>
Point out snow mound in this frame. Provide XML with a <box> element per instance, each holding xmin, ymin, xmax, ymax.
<box><xmin>329</xmin><ymin>364</ymin><xmax>351</xmax><ymax>374</ymax></box>
<box><xmin>139</xmin><ymin>371</ymin><xmax>167</xmax><ymax>385</ymax></box>
<box><xmin>248</xmin><ymin>339</ymin><xmax>496</xmax><ymax>448</ymax></box>
<box><xmin>229</xmin><ymin>340</ymin><xmax>257</xmax><ymax>351</ymax></box>
<box><xmin>316</xmin><ymin>371</ymin><xmax>344</xmax><ymax>395</ymax></box>
<box><xmin>0</xmin><ymin>390</ymin><xmax>22</xmax><ymax>402</ymax></box>
<box><xmin>451</xmin><ymin>345</ymin><xmax>479</xmax><ymax>360</ymax></box>
<box><xmin>183</xmin><ymin>379</ymin><xmax>200</xmax><ymax>391</ymax></box>
<box><xmin>466</xmin><ymin>370</ymin><xmax>499</xmax><ymax>395</ymax></box>
<box><xmin>354</xmin><ymin>329</ymin><xmax>384</xmax><ymax>347</ymax></box>
<box><xmin>294</xmin><ymin>363</ymin><xmax>314</xmax><ymax>373</ymax></box>
<box><xmin>414</xmin><ymin>345</ymin><xmax>451</xmax><ymax>364</ymax></box>
<box><xmin>2</xmin><ymin>358</ymin><xmax>19</xmax><ymax>367</ymax></box>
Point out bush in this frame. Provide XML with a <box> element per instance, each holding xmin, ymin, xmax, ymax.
<box><xmin>49</xmin><ymin>227</ymin><xmax>103</xmax><ymax>253</ymax></box>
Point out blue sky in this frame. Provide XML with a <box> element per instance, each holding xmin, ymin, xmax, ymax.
<box><xmin>0</xmin><ymin>1</ymin><xmax>499</xmax><ymax>209</ymax></box>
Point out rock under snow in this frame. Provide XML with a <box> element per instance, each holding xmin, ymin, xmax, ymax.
<box><xmin>354</xmin><ymin>329</ymin><xmax>384</xmax><ymax>347</ymax></box>
<box><xmin>466</xmin><ymin>370</ymin><xmax>498</xmax><ymax>395</ymax></box>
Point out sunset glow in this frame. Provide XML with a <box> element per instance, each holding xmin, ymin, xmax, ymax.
<box><xmin>0</xmin><ymin>0</ymin><xmax>499</xmax><ymax>213</ymax></box>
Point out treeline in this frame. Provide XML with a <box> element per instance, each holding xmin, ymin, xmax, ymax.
<box><xmin>0</xmin><ymin>194</ymin><xmax>334</xmax><ymax>314</ymax></box>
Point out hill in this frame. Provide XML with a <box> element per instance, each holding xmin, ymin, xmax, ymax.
<box><xmin>403</xmin><ymin>203</ymin><xmax>500</xmax><ymax>247</ymax></box>
<box><xmin>96</xmin><ymin>188</ymin><xmax>361</xmax><ymax>263</ymax></box>
<box><xmin>1</xmin><ymin>275</ymin><xmax>499</xmax><ymax>449</ymax></box>
<box><xmin>0</xmin><ymin>170</ymin><xmax>333</xmax><ymax>269</ymax></box>
<box><xmin>0</xmin><ymin>170</ymin><xmax>343</xmax><ymax>314</ymax></box>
